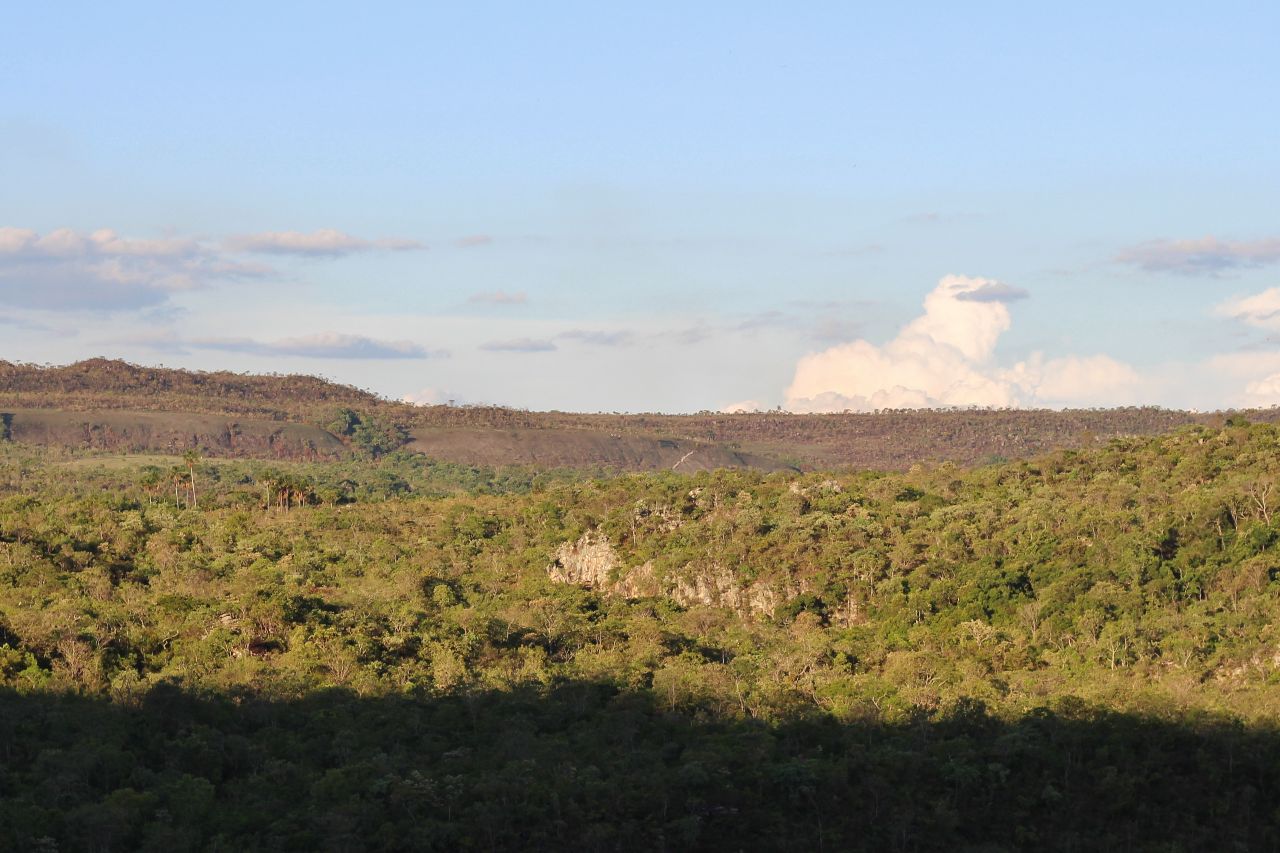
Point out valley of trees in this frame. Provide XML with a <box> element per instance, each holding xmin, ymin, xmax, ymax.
<box><xmin>3</xmin><ymin>418</ymin><xmax>1280</xmax><ymax>849</ymax></box>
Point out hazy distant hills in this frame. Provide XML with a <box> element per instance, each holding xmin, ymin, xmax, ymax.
<box><xmin>2</xmin><ymin>358</ymin><xmax>1276</xmax><ymax>470</ymax></box>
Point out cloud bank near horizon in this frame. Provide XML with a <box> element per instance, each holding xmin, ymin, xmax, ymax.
<box><xmin>784</xmin><ymin>275</ymin><xmax>1140</xmax><ymax>412</ymax></box>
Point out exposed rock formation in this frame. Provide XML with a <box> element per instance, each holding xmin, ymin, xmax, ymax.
<box><xmin>548</xmin><ymin>531</ymin><xmax>802</xmax><ymax>617</ymax></box>
<box><xmin>548</xmin><ymin>531</ymin><xmax>621</xmax><ymax>589</ymax></box>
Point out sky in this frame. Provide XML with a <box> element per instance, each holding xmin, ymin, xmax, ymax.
<box><xmin>3</xmin><ymin>2</ymin><xmax>1279</xmax><ymax>413</ymax></box>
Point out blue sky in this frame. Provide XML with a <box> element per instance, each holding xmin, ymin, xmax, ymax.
<box><xmin>3</xmin><ymin>2</ymin><xmax>1279</xmax><ymax>411</ymax></box>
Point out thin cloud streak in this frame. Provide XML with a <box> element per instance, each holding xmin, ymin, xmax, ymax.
<box><xmin>1117</xmin><ymin>236</ymin><xmax>1280</xmax><ymax>275</ymax></box>
<box><xmin>225</xmin><ymin>229</ymin><xmax>423</xmax><ymax>256</ymax></box>
<box><xmin>955</xmin><ymin>282</ymin><xmax>1029</xmax><ymax>303</ymax></box>
<box><xmin>479</xmin><ymin>338</ymin><xmax>557</xmax><ymax>353</ymax></box>
<box><xmin>190</xmin><ymin>332</ymin><xmax>443</xmax><ymax>359</ymax></box>
<box><xmin>558</xmin><ymin>329</ymin><xmax>636</xmax><ymax>347</ymax></box>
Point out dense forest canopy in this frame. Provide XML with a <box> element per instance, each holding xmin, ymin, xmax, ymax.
<box><xmin>3</xmin><ymin>421</ymin><xmax>1280</xmax><ymax>849</ymax></box>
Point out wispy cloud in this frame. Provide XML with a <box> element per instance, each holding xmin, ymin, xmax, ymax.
<box><xmin>190</xmin><ymin>332</ymin><xmax>443</xmax><ymax>359</ymax></box>
<box><xmin>225</xmin><ymin>228</ymin><xmax>423</xmax><ymax>257</ymax></box>
<box><xmin>454</xmin><ymin>235</ymin><xmax>494</xmax><ymax>248</ymax></box>
<box><xmin>734</xmin><ymin>308</ymin><xmax>865</xmax><ymax>344</ymax></box>
<box><xmin>0</xmin><ymin>227</ymin><xmax>201</xmax><ymax>258</ymax></box>
<box><xmin>1117</xmin><ymin>236</ymin><xmax>1280</xmax><ymax>275</ymax></box>
<box><xmin>0</xmin><ymin>226</ymin><xmax>270</xmax><ymax>311</ymax></box>
<box><xmin>1216</xmin><ymin>287</ymin><xmax>1280</xmax><ymax>329</ymax></box>
<box><xmin>479</xmin><ymin>337</ymin><xmax>557</xmax><ymax>353</ymax></box>
<box><xmin>468</xmin><ymin>290</ymin><xmax>527</xmax><ymax>304</ymax></box>
<box><xmin>0</xmin><ymin>224</ymin><xmax>431</xmax><ymax>311</ymax></box>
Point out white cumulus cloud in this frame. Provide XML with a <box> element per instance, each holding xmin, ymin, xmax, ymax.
<box><xmin>1244</xmin><ymin>373</ymin><xmax>1280</xmax><ymax>404</ymax></box>
<box><xmin>1004</xmin><ymin>353</ymin><xmax>1142</xmax><ymax>407</ymax></box>
<box><xmin>784</xmin><ymin>275</ymin><xmax>1140</xmax><ymax>412</ymax></box>
<box><xmin>720</xmin><ymin>399</ymin><xmax>765</xmax><ymax>413</ymax></box>
<box><xmin>1204</xmin><ymin>338</ymin><xmax>1280</xmax><ymax>408</ymax></box>
<box><xmin>402</xmin><ymin>387</ymin><xmax>465</xmax><ymax>406</ymax></box>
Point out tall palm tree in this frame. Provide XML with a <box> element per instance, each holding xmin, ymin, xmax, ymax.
<box><xmin>169</xmin><ymin>465</ymin><xmax>186</xmax><ymax>507</ymax></box>
<box><xmin>182</xmin><ymin>449</ymin><xmax>201</xmax><ymax>507</ymax></box>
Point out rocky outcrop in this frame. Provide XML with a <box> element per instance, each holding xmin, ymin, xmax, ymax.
<box><xmin>548</xmin><ymin>531</ymin><xmax>801</xmax><ymax>617</ymax></box>
<box><xmin>548</xmin><ymin>531</ymin><xmax>621</xmax><ymax>588</ymax></box>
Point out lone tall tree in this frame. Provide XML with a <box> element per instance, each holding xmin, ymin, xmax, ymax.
<box><xmin>182</xmin><ymin>449</ymin><xmax>201</xmax><ymax>507</ymax></box>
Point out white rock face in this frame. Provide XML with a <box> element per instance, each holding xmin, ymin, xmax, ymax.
<box><xmin>548</xmin><ymin>531</ymin><xmax>618</xmax><ymax>588</ymax></box>
<box><xmin>548</xmin><ymin>531</ymin><xmax>801</xmax><ymax>618</ymax></box>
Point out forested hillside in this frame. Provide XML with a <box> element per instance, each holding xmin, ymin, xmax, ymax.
<box><xmin>3</xmin><ymin>422</ymin><xmax>1280</xmax><ymax>849</ymax></box>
